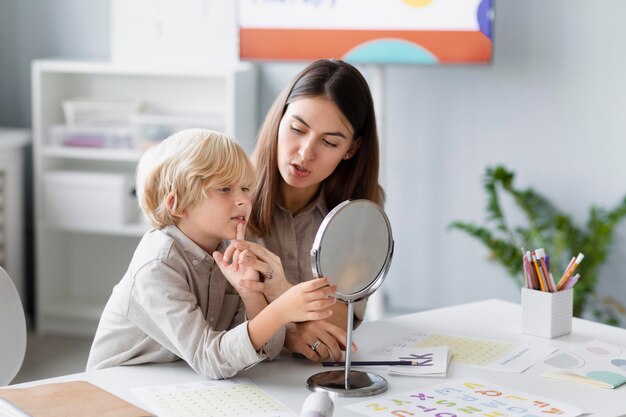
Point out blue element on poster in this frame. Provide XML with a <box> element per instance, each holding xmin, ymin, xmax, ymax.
<box><xmin>477</xmin><ymin>0</ymin><xmax>493</xmax><ymax>39</ymax></box>
<box><xmin>344</xmin><ymin>39</ymin><xmax>438</xmax><ymax>64</ymax></box>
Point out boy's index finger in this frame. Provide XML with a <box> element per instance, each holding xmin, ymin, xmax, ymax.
<box><xmin>236</xmin><ymin>222</ymin><xmax>245</xmax><ymax>241</ymax></box>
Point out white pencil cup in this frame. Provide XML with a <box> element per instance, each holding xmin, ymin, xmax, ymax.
<box><xmin>521</xmin><ymin>288</ymin><xmax>573</xmax><ymax>338</ymax></box>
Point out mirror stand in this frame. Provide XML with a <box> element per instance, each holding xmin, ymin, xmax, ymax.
<box><xmin>306</xmin><ymin>301</ymin><xmax>388</xmax><ymax>397</ymax></box>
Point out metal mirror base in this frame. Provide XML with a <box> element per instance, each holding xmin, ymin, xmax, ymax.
<box><xmin>306</xmin><ymin>370</ymin><xmax>388</xmax><ymax>398</ymax></box>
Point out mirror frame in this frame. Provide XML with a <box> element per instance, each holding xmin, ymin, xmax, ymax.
<box><xmin>307</xmin><ymin>199</ymin><xmax>395</xmax><ymax>397</ymax></box>
<box><xmin>310</xmin><ymin>199</ymin><xmax>394</xmax><ymax>303</ymax></box>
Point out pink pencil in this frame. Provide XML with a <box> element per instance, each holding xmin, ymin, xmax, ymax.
<box><xmin>558</xmin><ymin>253</ymin><xmax>584</xmax><ymax>291</ymax></box>
<box><xmin>563</xmin><ymin>273</ymin><xmax>580</xmax><ymax>290</ymax></box>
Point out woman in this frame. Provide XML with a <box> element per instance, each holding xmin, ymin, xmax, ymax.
<box><xmin>234</xmin><ymin>59</ymin><xmax>384</xmax><ymax>361</ymax></box>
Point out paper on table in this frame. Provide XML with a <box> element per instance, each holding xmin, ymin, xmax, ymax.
<box><xmin>345</xmin><ymin>378</ymin><xmax>584</xmax><ymax>417</ymax></box>
<box><xmin>387</xmin><ymin>346</ymin><xmax>451</xmax><ymax>377</ymax></box>
<box><xmin>371</xmin><ymin>331</ymin><xmax>556</xmax><ymax>373</ymax></box>
<box><xmin>542</xmin><ymin>339</ymin><xmax>626</xmax><ymax>389</ymax></box>
<box><xmin>0</xmin><ymin>381</ymin><xmax>150</xmax><ymax>417</ymax></box>
<box><xmin>132</xmin><ymin>379</ymin><xmax>297</xmax><ymax>417</ymax></box>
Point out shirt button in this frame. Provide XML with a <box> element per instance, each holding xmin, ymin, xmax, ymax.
<box><xmin>192</xmin><ymin>260</ymin><xmax>199</xmax><ymax>266</ymax></box>
<box><xmin>209</xmin><ymin>316</ymin><xmax>214</xmax><ymax>322</ymax></box>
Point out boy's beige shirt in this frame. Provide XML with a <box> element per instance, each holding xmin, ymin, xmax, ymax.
<box><xmin>86</xmin><ymin>225</ymin><xmax>284</xmax><ymax>379</ymax></box>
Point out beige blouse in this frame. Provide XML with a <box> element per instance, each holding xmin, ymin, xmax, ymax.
<box><xmin>251</xmin><ymin>191</ymin><xmax>367</xmax><ymax>323</ymax></box>
<box><xmin>86</xmin><ymin>225</ymin><xmax>284</xmax><ymax>379</ymax></box>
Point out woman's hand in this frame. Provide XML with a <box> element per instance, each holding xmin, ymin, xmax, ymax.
<box><xmin>224</xmin><ymin>239</ymin><xmax>293</xmax><ymax>302</ymax></box>
<box><xmin>285</xmin><ymin>320</ymin><xmax>357</xmax><ymax>362</ymax></box>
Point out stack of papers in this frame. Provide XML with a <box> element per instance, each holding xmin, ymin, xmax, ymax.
<box><xmin>387</xmin><ymin>346</ymin><xmax>451</xmax><ymax>377</ymax></box>
<box><xmin>542</xmin><ymin>339</ymin><xmax>626</xmax><ymax>389</ymax></box>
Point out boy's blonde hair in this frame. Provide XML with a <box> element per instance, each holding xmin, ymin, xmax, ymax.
<box><xmin>136</xmin><ymin>129</ymin><xmax>255</xmax><ymax>229</ymax></box>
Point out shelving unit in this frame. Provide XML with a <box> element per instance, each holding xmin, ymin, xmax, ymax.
<box><xmin>32</xmin><ymin>59</ymin><xmax>258</xmax><ymax>336</ymax></box>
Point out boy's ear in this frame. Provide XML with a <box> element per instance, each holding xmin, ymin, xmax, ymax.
<box><xmin>166</xmin><ymin>192</ymin><xmax>185</xmax><ymax>217</ymax></box>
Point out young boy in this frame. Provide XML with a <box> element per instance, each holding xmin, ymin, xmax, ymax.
<box><xmin>86</xmin><ymin>129</ymin><xmax>336</xmax><ymax>379</ymax></box>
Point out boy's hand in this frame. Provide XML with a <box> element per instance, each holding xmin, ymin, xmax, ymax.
<box><xmin>214</xmin><ymin>224</ymin><xmax>260</xmax><ymax>293</ymax></box>
<box><xmin>213</xmin><ymin>250</ymin><xmax>260</xmax><ymax>293</ymax></box>
<box><xmin>272</xmin><ymin>278</ymin><xmax>337</xmax><ymax>324</ymax></box>
<box><xmin>225</xmin><ymin>240</ymin><xmax>293</xmax><ymax>302</ymax></box>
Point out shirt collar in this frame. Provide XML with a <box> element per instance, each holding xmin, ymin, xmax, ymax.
<box><xmin>161</xmin><ymin>224</ymin><xmax>225</xmax><ymax>265</ymax></box>
<box><xmin>277</xmin><ymin>186</ymin><xmax>329</xmax><ymax>218</ymax></box>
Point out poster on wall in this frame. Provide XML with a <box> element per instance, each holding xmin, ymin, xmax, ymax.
<box><xmin>238</xmin><ymin>0</ymin><xmax>493</xmax><ymax>64</ymax></box>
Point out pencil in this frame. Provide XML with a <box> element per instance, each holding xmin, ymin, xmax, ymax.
<box><xmin>532</xmin><ymin>253</ymin><xmax>547</xmax><ymax>292</ymax></box>
<box><xmin>563</xmin><ymin>273</ymin><xmax>580</xmax><ymax>290</ymax></box>
<box><xmin>526</xmin><ymin>251</ymin><xmax>538</xmax><ymax>289</ymax></box>
<box><xmin>322</xmin><ymin>360</ymin><xmax>417</xmax><ymax>367</ymax></box>
<box><xmin>536</xmin><ymin>248</ymin><xmax>555</xmax><ymax>292</ymax></box>
<box><xmin>557</xmin><ymin>253</ymin><xmax>584</xmax><ymax>291</ymax></box>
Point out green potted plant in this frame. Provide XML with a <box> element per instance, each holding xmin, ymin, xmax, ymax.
<box><xmin>449</xmin><ymin>165</ymin><xmax>626</xmax><ymax>326</ymax></box>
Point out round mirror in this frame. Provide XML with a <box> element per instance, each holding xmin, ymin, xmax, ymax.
<box><xmin>307</xmin><ymin>199</ymin><xmax>394</xmax><ymax>397</ymax></box>
<box><xmin>311</xmin><ymin>199</ymin><xmax>393</xmax><ymax>302</ymax></box>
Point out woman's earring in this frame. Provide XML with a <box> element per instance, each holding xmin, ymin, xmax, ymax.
<box><xmin>343</xmin><ymin>154</ymin><xmax>351</xmax><ymax>160</ymax></box>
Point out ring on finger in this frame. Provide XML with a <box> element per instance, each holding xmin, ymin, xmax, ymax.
<box><xmin>310</xmin><ymin>340</ymin><xmax>322</xmax><ymax>352</ymax></box>
<box><xmin>261</xmin><ymin>269</ymin><xmax>273</xmax><ymax>280</ymax></box>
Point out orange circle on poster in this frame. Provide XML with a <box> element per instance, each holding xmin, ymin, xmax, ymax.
<box><xmin>402</xmin><ymin>0</ymin><xmax>433</xmax><ymax>6</ymax></box>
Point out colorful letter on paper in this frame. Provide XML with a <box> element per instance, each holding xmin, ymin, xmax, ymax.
<box><xmin>346</xmin><ymin>379</ymin><xmax>583</xmax><ymax>417</ymax></box>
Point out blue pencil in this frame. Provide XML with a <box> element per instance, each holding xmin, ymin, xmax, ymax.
<box><xmin>322</xmin><ymin>360</ymin><xmax>416</xmax><ymax>367</ymax></box>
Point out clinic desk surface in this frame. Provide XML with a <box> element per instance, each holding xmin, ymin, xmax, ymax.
<box><xmin>12</xmin><ymin>299</ymin><xmax>626</xmax><ymax>416</ymax></box>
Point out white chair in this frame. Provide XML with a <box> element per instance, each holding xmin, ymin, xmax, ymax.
<box><xmin>0</xmin><ymin>266</ymin><xmax>27</xmax><ymax>385</ymax></box>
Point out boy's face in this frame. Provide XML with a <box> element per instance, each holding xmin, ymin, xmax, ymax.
<box><xmin>177</xmin><ymin>183</ymin><xmax>252</xmax><ymax>253</ymax></box>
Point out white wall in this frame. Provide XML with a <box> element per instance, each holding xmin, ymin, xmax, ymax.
<box><xmin>0</xmin><ymin>0</ymin><xmax>19</xmax><ymax>125</ymax></box>
<box><xmin>381</xmin><ymin>1</ymin><xmax>626</xmax><ymax>314</ymax></box>
<box><xmin>2</xmin><ymin>0</ymin><xmax>626</xmax><ymax>322</ymax></box>
<box><xmin>0</xmin><ymin>0</ymin><xmax>110</xmax><ymax>127</ymax></box>
<box><xmin>255</xmin><ymin>2</ymin><xmax>626</xmax><ymax>319</ymax></box>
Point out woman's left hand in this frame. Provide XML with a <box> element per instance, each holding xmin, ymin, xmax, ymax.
<box><xmin>285</xmin><ymin>320</ymin><xmax>357</xmax><ymax>362</ymax></box>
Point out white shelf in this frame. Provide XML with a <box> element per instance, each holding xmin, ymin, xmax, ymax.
<box><xmin>42</xmin><ymin>146</ymin><xmax>143</xmax><ymax>162</ymax></box>
<box><xmin>42</xmin><ymin>222</ymin><xmax>149</xmax><ymax>237</ymax></box>
<box><xmin>33</xmin><ymin>59</ymin><xmax>253</xmax><ymax>78</ymax></box>
<box><xmin>32</xmin><ymin>59</ymin><xmax>258</xmax><ymax>336</ymax></box>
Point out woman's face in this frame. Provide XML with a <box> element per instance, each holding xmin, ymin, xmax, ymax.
<box><xmin>277</xmin><ymin>96</ymin><xmax>357</xmax><ymax>195</ymax></box>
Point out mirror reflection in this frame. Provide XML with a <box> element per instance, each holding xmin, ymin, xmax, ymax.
<box><xmin>311</xmin><ymin>199</ymin><xmax>393</xmax><ymax>300</ymax></box>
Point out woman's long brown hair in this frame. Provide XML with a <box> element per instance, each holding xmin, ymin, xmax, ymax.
<box><xmin>248</xmin><ymin>59</ymin><xmax>384</xmax><ymax>237</ymax></box>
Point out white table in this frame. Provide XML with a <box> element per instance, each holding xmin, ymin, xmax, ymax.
<box><xmin>12</xmin><ymin>300</ymin><xmax>626</xmax><ymax>416</ymax></box>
